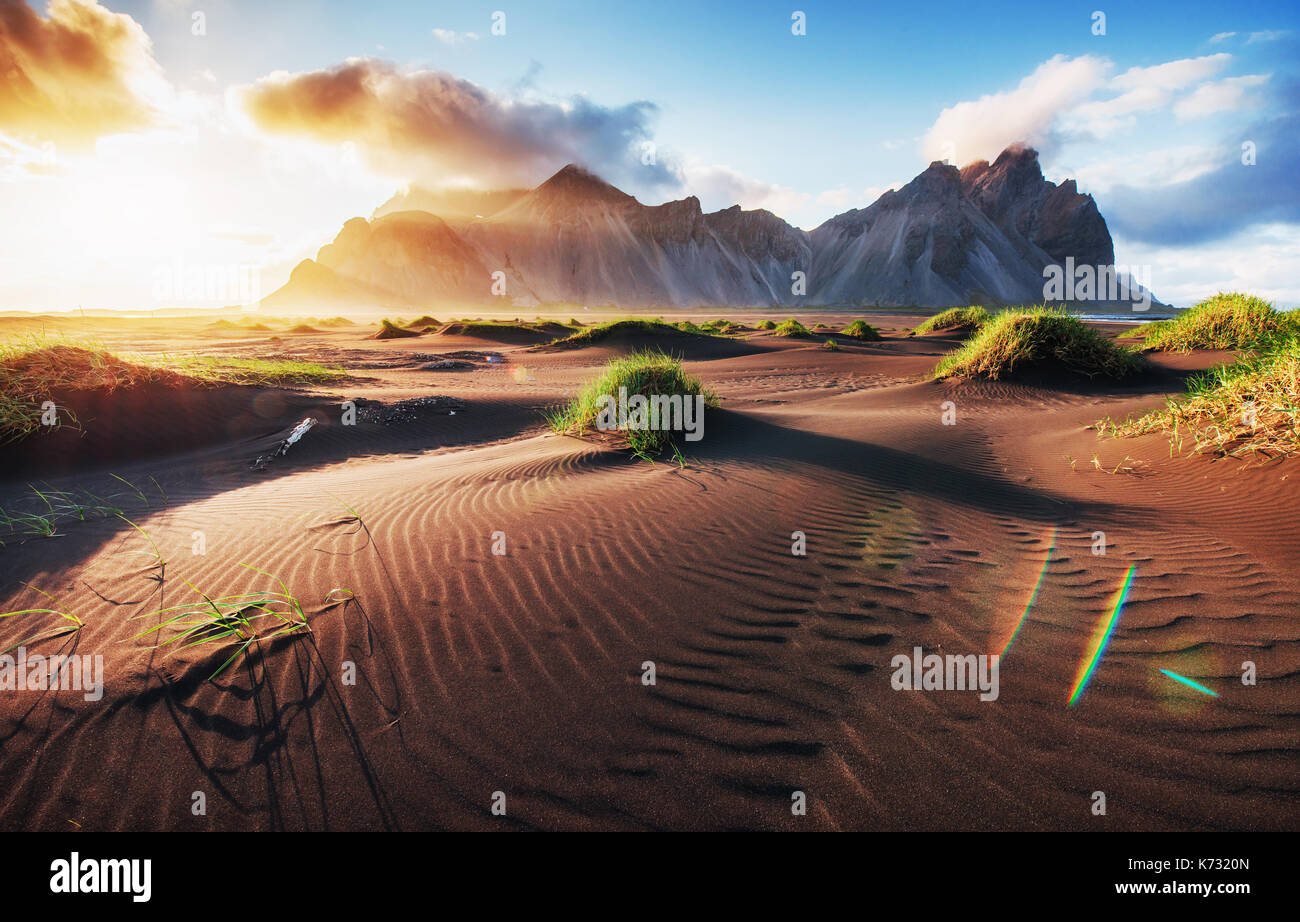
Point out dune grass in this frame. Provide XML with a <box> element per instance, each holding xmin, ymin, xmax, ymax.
<box><xmin>841</xmin><ymin>319</ymin><xmax>883</xmax><ymax>341</ymax></box>
<box><xmin>772</xmin><ymin>319</ymin><xmax>812</xmax><ymax>337</ymax></box>
<box><xmin>1118</xmin><ymin>320</ymin><xmax>1167</xmax><ymax>340</ymax></box>
<box><xmin>911</xmin><ymin>306</ymin><xmax>991</xmax><ymax>336</ymax></box>
<box><xmin>439</xmin><ymin>320</ymin><xmax>559</xmax><ymax>338</ymax></box>
<box><xmin>933</xmin><ymin>307</ymin><xmax>1144</xmax><ymax>381</ymax></box>
<box><xmin>371</xmin><ymin>319</ymin><xmax>422</xmax><ymax>339</ymax></box>
<box><xmin>755</xmin><ymin>319</ymin><xmax>777</xmax><ymax>330</ymax></box>
<box><xmin>0</xmin><ymin>486</ymin><xmax>124</xmax><ymax>545</ymax></box>
<box><xmin>1102</xmin><ymin>336</ymin><xmax>1300</xmax><ymax>460</ymax></box>
<box><xmin>132</xmin><ymin>565</ymin><xmax>352</xmax><ymax>680</ymax></box>
<box><xmin>823</xmin><ymin>339</ymin><xmax>841</xmax><ymax>351</ymax></box>
<box><xmin>544</xmin><ymin>348</ymin><xmax>718</xmax><ymax>459</ymax></box>
<box><xmin>1138</xmin><ymin>292</ymin><xmax>1296</xmax><ymax>352</ymax></box>
<box><xmin>0</xmin><ymin>584</ymin><xmax>83</xmax><ymax>654</ymax></box>
<box><xmin>404</xmin><ymin>315</ymin><xmax>440</xmax><ymax>328</ymax></box>
<box><xmin>0</xmin><ymin>335</ymin><xmax>345</xmax><ymax>443</ymax></box>
<box><xmin>542</xmin><ymin>318</ymin><xmax>688</xmax><ymax>349</ymax></box>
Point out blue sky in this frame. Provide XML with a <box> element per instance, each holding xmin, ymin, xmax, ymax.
<box><xmin>2</xmin><ymin>0</ymin><xmax>1297</xmax><ymax>308</ymax></box>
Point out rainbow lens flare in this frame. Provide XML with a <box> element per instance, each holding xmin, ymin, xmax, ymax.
<box><xmin>1158</xmin><ymin>668</ymin><xmax>1219</xmax><ymax>698</ymax></box>
<box><xmin>1068</xmin><ymin>564</ymin><xmax>1136</xmax><ymax>707</ymax></box>
<box><xmin>998</xmin><ymin>526</ymin><xmax>1057</xmax><ymax>658</ymax></box>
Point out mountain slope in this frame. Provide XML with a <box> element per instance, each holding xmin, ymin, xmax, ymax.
<box><xmin>264</xmin><ymin>148</ymin><xmax>1140</xmax><ymax>310</ymax></box>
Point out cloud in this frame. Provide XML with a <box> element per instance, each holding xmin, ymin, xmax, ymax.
<box><xmin>1209</xmin><ymin>32</ymin><xmax>1237</xmax><ymax>44</ymax></box>
<box><xmin>0</xmin><ymin>0</ymin><xmax>164</xmax><ymax>148</ymax></box>
<box><xmin>1247</xmin><ymin>30</ymin><xmax>1292</xmax><ymax>44</ymax></box>
<box><xmin>432</xmin><ymin>29</ymin><xmax>479</xmax><ymax>45</ymax></box>
<box><xmin>1111</xmin><ymin>53</ymin><xmax>1230</xmax><ymax>91</ymax></box>
<box><xmin>237</xmin><ymin>58</ymin><xmax>675</xmax><ymax>190</ymax></box>
<box><xmin>921</xmin><ymin>55</ymin><xmax>1110</xmax><ymax>165</ymax></box>
<box><xmin>676</xmin><ymin>161</ymin><xmax>810</xmax><ymax>216</ymax></box>
<box><xmin>1174</xmin><ymin>74</ymin><xmax>1270</xmax><ymax>120</ymax></box>
<box><xmin>1102</xmin><ymin>108</ymin><xmax>1300</xmax><ymax>246</ymax></box>
<box><xmin>1060</xmin><ymin>55</ymin><xmax>1234</xmax><ymax>139</ymax></box>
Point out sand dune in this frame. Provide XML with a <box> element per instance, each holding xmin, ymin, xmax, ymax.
<box><xmin>0</xmin><ymin>314</ymin><xmax>1295</xmax><ymax>830</ymax></box>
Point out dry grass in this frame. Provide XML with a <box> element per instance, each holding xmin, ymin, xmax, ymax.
<box><xmin>1102</xmin><ymin>338</ymin><xmax>1300</xmax><ymax>461</ymax></box>
<box><xmin>0</xmin><ymin>334</ymin><xmax>344</xmax><ymax>443</ymax></box>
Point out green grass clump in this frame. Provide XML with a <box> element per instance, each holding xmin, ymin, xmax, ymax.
<box><xmin>841</xmin><ymin>319</ymin><xmax>883</xmax><ymax>341</ymax></box>
<box><xmin>543</xmin><ymin>318</ymin><xmax>695</xmax><ymax>349</ymax></box>
<box><xmin>933</xmin><ymin>308</ymin><xmax>1144</xmax><ymax>381</ymax></box>
<box><xmin>159</xmin><ymin>355</ymin><xmax>344</xmax><ymax>387</ymax></box>
<box><xmin>133</xmin><ymin>565</ymin><xmax>352</xmax><ymax>680</ymax></box>
<box><xmin>823</xmin><ymin>339</ymin><xmax>840</xmax><ymax>352</ymax></box>
<box><xmin>755</xmin><ymin>319</ymin><xmax>777</xmax><ymax>330</ymax></box>
<box><xmin>1118</xmin><ymin>320</ymin><xmax>1168</xmax><ymax>340</ymax></box>
<box><xmin>0</xmin><ymin>336</ymin><xmax>345</xmax><ymax>443</ymax></box>
<box><xmin>911</xmin><ymin>306</ymin><xmax>991</xmax><ymax>336</ymax></box>
<box><xmin>544</xmin><ymin>349</ymin><xmax>718</xmax><ymax>459</ymax></box>
<box><xmin>371</xmin><ymin>319</ymin><xmax>422</xmax><ymax>339</ymax></box>
<box><xmin>1102</xmin><ymin>337</ymin><xmax>1300</xmax><ymax>460</ymax></box>
<box><xmin>1139</xmin><ymin>292</ymin><xmax>1296</xmax><ymax>352</ymax></box>
<box><xmin>772</xmin><ymin>319</ymin><xmax>812</xmax><ymax>337</ymax></box>
<box><xmin>405</xmin><ymin>315</ymin><xmax>440</xmax><ymax>328</ymax></box>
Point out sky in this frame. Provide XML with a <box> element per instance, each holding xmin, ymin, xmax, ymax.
<box><xmin>0</xmin><ymin>0</ymin><xmax>1296</xmax><ymax>310</ymax></box>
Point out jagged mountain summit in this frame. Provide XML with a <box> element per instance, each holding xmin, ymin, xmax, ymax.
<box><xmin>264</xmin><ymin>146</ymin><xmax>1141</xmax><ymax>311</ymax></box>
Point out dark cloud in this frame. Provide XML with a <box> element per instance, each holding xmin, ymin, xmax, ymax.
<box><xmin>1102</xmin><ymin>86</ymin><xmax>1300</xmax><ymax>245</ymax></box>
<box><xmin>238</xmin><ymin>58</ymin><xmax>677</xmax><ymax>190</ymax></box>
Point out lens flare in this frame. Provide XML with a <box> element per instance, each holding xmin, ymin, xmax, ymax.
<box><xmin>997</xmin><ymin>525</ymin><xmax>1056</xmax><ymax>658</ymax></box>
<box><xmin>1158</xmin><ymin>668</ymin><xmax>1219</xmax><ymax>698</ymax></box>
<box><xmin>1068</xmin><ymin>564</ymin><xmax>1135</xmax><ymax>707</ymax></box>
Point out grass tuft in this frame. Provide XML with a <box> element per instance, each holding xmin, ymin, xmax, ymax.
<box><xmin>133</xmin><ymin>565</ymin><xmax>351</xmax><ymax>680</ymax></box>
<box><xmin>544</xmin><ymin>348</ymin><xmax>717</xmax><ymax>459</ymax></box>
<box><xmin>371</xmin><ymin>319</ymin><xmax>422</xmax><ymax>340</ymax></box>
<box><xmin>933</xmin><ymin>307</ymin><xmax>1145</xmax><ymax>381</ymax></box>
<box><xmin>911</xmin><ymin>306</ymin><xmax>991</xmax><ymax>336</ymax></box>
<box><xmin>1102</xmin><ymin>337</ymin><xmax>1300</xmax><ymax>460</ymax></box>
<box><xmin>771</xmin><ymin>319</ymin><xmax>812</xmax><ymax>338</ymax></box>
<box><xmin>0</xmin><ymin>336</ymin><xmax>345</xmax><ymax>443</ymax></box>
<box><xmin>1138</xmin><ymin>292</ymin><xmax>1296</xmax><ymax>352</ymax></box>
<box><xmin>841</xmin><ymin>319</ymin><xmax>883</xmax><ymax>341</ymax></box>
<box><xmin>0</xmin><ymin>584</ymin><xmax>83</xmax><ymax>653</ymax></box>
<box><xmin>542</xmin><ymin>318</ymin><xmax>700</xmax><ymax>349</ymax></box>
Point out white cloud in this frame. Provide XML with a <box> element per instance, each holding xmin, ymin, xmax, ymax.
<box><xmin>1247</xmin><ymin>30</ymin><xmax>1292</xmax><ymax>44</ymax></box>
<box><xmin>1111</xmin><ymin>54</ymin><xmax>1231</xmax><ymax>92</ymax></box>
<box><xmin>1174</xmin><ymin>74</ymin><xmax>1270</xmax><ymax>120</ymax></box>
<box><xmin>1068</xmin><ymin>145</ymin><xmax>1223</xmax><ymax>194</ymax></box>
<box><xmin>677</xmin><ymin>161</ymin><xmax>810</xmax><ymax>216</ymax></box>
<box><xmin>432</xmin><ymin>29</ymin><xmax>480</xmax><ymax>45</ymax></box>
<box><xmin>1209</xmin><ymin>32</ymin><xmax>1237</xmax><ymax>44</ymax></box>
<box><xmin>1116</xmin><ymin>224</ymin><xmax>1300</xmax><ymax>309</ymax></box>
<box><xmin>922</xmin><ymin>55</ymin><xmax>1110</xmax><ymax>165</ymax></box>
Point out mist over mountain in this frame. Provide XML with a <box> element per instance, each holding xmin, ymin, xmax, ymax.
<box><xmin>264</xmin><ymin>145</ymin><xmax>1143</xmax><ymax>312</ymax></box>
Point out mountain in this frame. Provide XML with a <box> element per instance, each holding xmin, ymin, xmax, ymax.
<box><xmin>265</xmin><ymin>147</ymin><xmax>1144</xmax><ymax>310</ymax></box>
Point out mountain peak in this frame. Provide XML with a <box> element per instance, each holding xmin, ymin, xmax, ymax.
<box><xmin>532</xmin><ymin>163</ymin><xmax>635</xmax><ymax>206</ymax></box>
